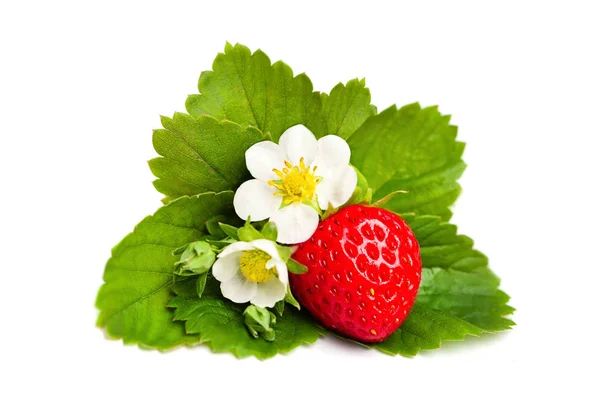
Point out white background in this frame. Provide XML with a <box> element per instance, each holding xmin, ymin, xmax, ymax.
<box><xmin>1</xmin><ymin>1</ymin><xmax>599</xmax><ymax>399</ymax></box>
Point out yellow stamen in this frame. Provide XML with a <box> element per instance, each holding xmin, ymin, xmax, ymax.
<box><xmin>239</xmin><ymin>249</ymin><xmax>273</xmax><ymax>283</ymax></box>
<box><xmin>268</xmin><ymin>159</ymin><xmax>321</xmax><ymax>205</ymax></box>
<box><xmin>299</xmin><ymin>157</ymin><xmax>306</xmax><ymax>169</ymax></box>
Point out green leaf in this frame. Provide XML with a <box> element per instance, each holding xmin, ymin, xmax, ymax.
<box><xmin>195</xmin><ymin>273</ymin><xmax>208</xmax><ymax>298</ymax></box>
<box><xmin>348</xmin><ymin>104</ymin><xmax>465</xmax><ymax>220</ymax></box>
<box><xmin>95</xmin><ymin>191</ymin><xmax>234</xmax><ymax>349</ymax></box>
<box><xmin>149</xmin><ymin>113</ymin><xmax>266</xmax><ymax>203</ymax></box>
<box><xmin>402</xmin><ymin>214</ymin><xmax>488</xmax><ymax>273</ymax></box>
<box><xmin>364</xmin><ymin>214</ymin><xmax>514</xmax><ymax>356</ymax></box>
<box><xmin>205</xmin><ymin>215</ymin><xmax>230</xmax><ymax>237</ymax></box>
<box><xmin>372</xmin><ymin>304</ymin><xmax>482</xmax><ymax>356</ymax></box>
<box><xmin>186</xmin><ymin>43</ymin><xmax>325</xmax><ymax>141</ymax></box>
<box><xmin>168</xmin><ymin>277</ymin><xmax>322</xmax><ymax>359</ymax></box>
<box><xmin>286</xmin><ymin>258</ymin><xmax>308</xmax><ymax>274</ymax></box>
<box><xmin>417</xmin><ymin>268</ymin><xmax>515</xmax><ymax>332</ymax></box>
<box><xmin>320</xmin><ymin>78</ymin><xmax>376</xmax><ymax>139</ymax></box>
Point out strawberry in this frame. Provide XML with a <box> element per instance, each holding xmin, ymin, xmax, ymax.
<box><xmin>290</xmin><ymin>205</ymin><xmax>422</xmax><ymax>343</ymax></box>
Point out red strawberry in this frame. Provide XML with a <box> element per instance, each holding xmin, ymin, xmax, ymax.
<box><xmin>290</xmin><ymin>205</ymin><xmax>422</xmax><ymax>343</ymax></box>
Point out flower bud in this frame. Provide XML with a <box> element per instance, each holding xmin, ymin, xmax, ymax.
<box><xmin>243</xmin><ymin>305</ymin><xmax>277</xmax><ymax>341</ymax></box>
<box><xmin>173</xmin><ymin>241</ymin><xmax>216</xmax><ymax>276</ymax></box>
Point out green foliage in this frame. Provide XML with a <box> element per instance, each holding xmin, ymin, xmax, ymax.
<box><xmin>186</xmin><ymin>43</ymin><xmax>375</xmax><ymax>142</ymax></box>
<box><xmin>168</xmin><ymin>277</ymin><xmax>322</xmax><ymax>359</ymax></box>
<box><xmin>348</xmin><ymin>104</ymin><xmax>465</xmax><ymax>220</ymax></box>
<box><xmin>97</xmin><ymin>43</ymin><xmax>514</xmax><ymax>358</ymax></box>
<box><xmin>186</xmin><ymin>43</ymin><xmax>326</xmax><ymax>141</ymax></box>
<box><xmin>402</xmin><ymin>214</ymin><xmax>488</xmax><ymax>273</ymax></box>
<box><xmin>205</xmin><ymin>215</ymin><xmax>230</xmax><ymax>237</ymax></box>
<box><xmin>95</xmin><ymin>192</ymin><xmax>234</xmax><ymax>349</ymax></box>
<box><xmin>417</xmin><ymin>268</ymin><xmax>514</xmax><ymax>331</ymax></box>
<box><xmin>373</xmin><ymin>304</ymin><xmax>482</xmax><ymax>356</ymax></box>
<box><xmin>149</xmin><ymin>113</ymin><xmax>266</xmax><ymax>203</ymax></box>
<box><xmin>321</xmin><ymin>78</ymin><xmax>376</xmax><ymax>139</ymax></box>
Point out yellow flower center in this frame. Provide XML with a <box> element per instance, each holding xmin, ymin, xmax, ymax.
<box><xmin>239</xmin><ymin>249</ymin><xmax>273</xmax><ymax>283</ymax></box>
<box><xmin>268</xmin><ymin>158</ymin><xmax>321</xmax><ymax>205</ymax></box>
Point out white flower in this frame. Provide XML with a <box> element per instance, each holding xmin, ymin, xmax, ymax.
<box><xmin>234</xmin><ymin>125</ymin><xmax>357</xmax><ymax>244</ymax></box>
<box><xmin>212</xmin><ymin>239</ymin><xmax>288</xmax><ymax>308</ymax></box>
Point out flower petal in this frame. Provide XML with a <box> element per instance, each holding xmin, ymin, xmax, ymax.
<box><xmin>269</xmin><ymin>203</ymin><xmax>319</xmax><ymax>244</ymax></box>
<box><xmin>212</xmin><ymin>253</ymin><xmax>241</xmax><ymax>283</ymax></box>
<box><xmin>217</xmin><ymin>241</ymin><xmax>254</xmax><ymax>259</ymax></box>
<box><xmin>313</xmin><ymin>135</ymin><xmax>351</xmax><ymax>174</ymax></box>
<box><xmin>245</xmin><ymin>141</ymin><xmax>286</xmax><ymax>181</ymax></box>
<box><xmin>316</xmin><ymin>165</ymin><xmax>357</xmax><ymax>209</ymax></box>
<box><xmin>279</xmin><ymin>125</ymin><xmax>318</xmax><ymax>166</ymax></box>
<box><xmin>267</xmin><ymin>259</ymin><xmax>289</xmax><ymax>286</ymax></box>
<box><xmin>220</xmin><ymin>272</ymin><xmax>257</xmax><ymax>304</ymax></box>
<box><xmin>251</xmin><ymin>239</ymin><xmax>282</xmax><ymax>261</ymax></box>
<box><xmin>234</xmin><ymin>179</ymin><xmax>282</xmax><ymax>221</ymax></box>
<box><xmin>251</xmin><ymin>277</ymin><xmax>287</xmax><ymax>308</ymax></box>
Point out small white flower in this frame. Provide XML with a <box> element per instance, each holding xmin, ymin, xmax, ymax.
<box><xmin>212</xmin><ymin>239</ymin><xmax>288</xmax><ymax>308</ymax></box>
<box><xmin>234</xmin><ymin>125</ymin><xmax>357</xmax><ymax>244</ymax></box>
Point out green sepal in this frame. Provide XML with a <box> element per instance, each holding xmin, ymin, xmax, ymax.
<box><xmin>218</xmin><ymin>222</ymin><xmax>240</xmax><ymax>240</ymax></box>
<box><xmin>275</xmin><ymin>300</ymin><xmax>285</xmax><ymax>317</ymax></box>
<box><xmin>344</xmin><ymin>166</ymin><xmax>372</xmax><ymax>207</ymax></box>
<box><xmin>301</xmin><ymin>198</ymin><xmax>322</xmax><ymax>217</ymax></box>
<box><xmin>276</xmin><ymin>245</ymin><xmax>293</xmax><ymax>262</ymax></box>
<box><xmin>284</xmin><ymin>285</ymin><xmax>301</xmax><ymax>310</ymax></box>
<box><xmin>321</xmin><ymin>166</ymin><xmax>372</xmax><ymax>219</ymax></box>
<box><xmin>195</xmin><ymin>273</ymin><xmax>208</xmax><ymax>298</ymax></box>
<box><xmin>286</xmin><ymin>258</ymin><xmax>308</xmax><ymax>274</ymax></box>
<box><xmin>243</xmin><ymin>305</ymin><xmax>277</xmax><ymax>342</ymax></box>
<box><xmin>205</xmin><ymin>237</ymin><xmax>237</xmax><ymax>249</ymax></box>
<box><xmin>261</xmin><ymin>221</ymin><xmax>278</xmax><ymax>241</ymax></box>
<box><xmin>320</xmin><ymin>202</ymin><xmax>337</xmax><ymax>220</ymax></box>
<box><xmin>371</xmin><ymin>190</ymin><xmax>408</xmax><ymax>208</ymax></box>
<box><xmin>238</xmin><ymin>220</ymin><xmax>263</xmax><ymax>242</ymax></box>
